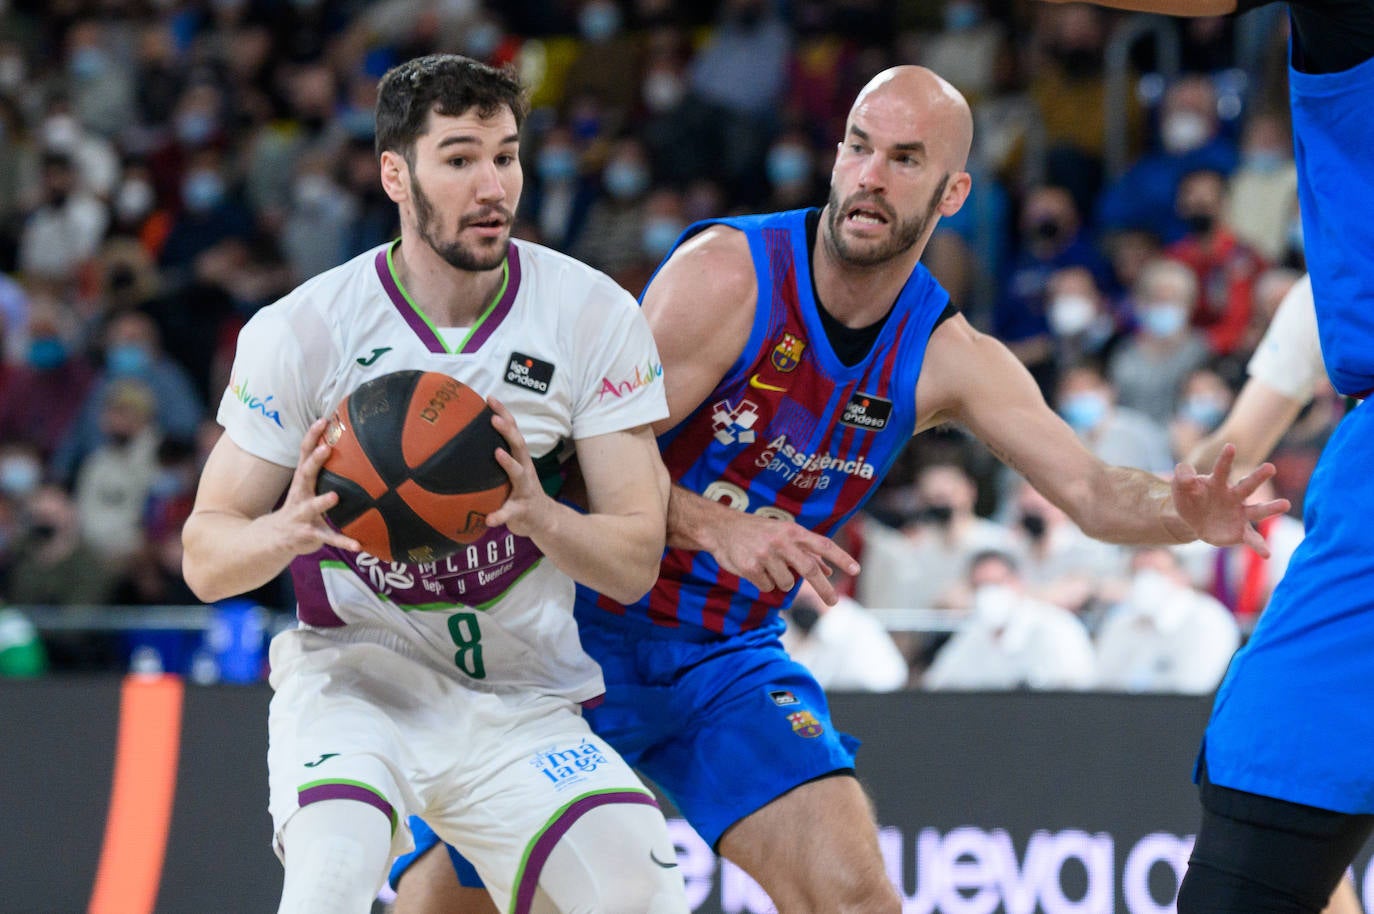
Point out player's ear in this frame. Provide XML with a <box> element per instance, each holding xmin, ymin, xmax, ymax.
<box><xmin>379</xmin><ymin>150</ymin><xmax>410</xmax><ymax>204</ymax></box>
<box><xmin>938</xmin><ymin>171</ymin><xmax>972</xmax><ymax>218</ymax></box>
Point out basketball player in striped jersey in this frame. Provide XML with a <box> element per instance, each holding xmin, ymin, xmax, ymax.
<box><xmin>394</xmin><ymin>65</ymin><xmax>1289</xmax><ymax>913</ymax></box>
<box><xmin>182</xmin><ymin>55</ymin><xmax>689</xmax><ymax>914</ymax></box>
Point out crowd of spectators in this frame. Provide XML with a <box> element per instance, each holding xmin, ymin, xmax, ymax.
<box><xmin>0</xmin><ymin>0</ymin><xmax>1338</xmax><ymax>690</ymax></box>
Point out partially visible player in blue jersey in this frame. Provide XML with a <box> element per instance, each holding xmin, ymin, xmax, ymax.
<box><xmin>1047</xmin><ymin>1</ymin><xmax>1374</xmax><ymax>912</ymax></box>
<box><xmin>392</xmin><ymin>65</ymin><xmax>1289</xmax><ymax>914</ymax></box>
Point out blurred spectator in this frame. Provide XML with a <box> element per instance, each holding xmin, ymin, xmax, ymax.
<box><xmin>995</xmin><ymin>185</ymin><xmax>1108</xmax><ymax>396</ymax></box>
<box><xmin>133</xmin><ymin>20</ymin><xmax>185</xmax><ymax>128</ymax></box>
<box><xmin>761</xmin><ymin>128</ymin><xmax>821</xmax><ymax>212</ymax></box>
<box><xmin>37</xmin><ymin>100</ymin><xmax>120</xmax><ymax>201</ymax></box>
<box><xmin>339</xmin><ymin>136</ymin><xmax>399</xmax><ymax>258</ymax></box>
<box><xmin>1096</xmin><ymin>75</ymin><xmax>1239</xmax><ymax>241</ymax></box>
<box><xmin>1056</xmin><ymin>364</ymin><xmax>1173</xmax><ymax>474</ymax></box>
<box><xmin>0</xmin><ymin>300</ymin><xmax>98</xmax><ymax>462</ymax></box>
<box><xmin>1006</xmin><ymin>479</ymin><xmax>1128</xmax><ymax>615</ymax></box>
<box><xmin>562</xmin><ymin>0</ymin><xmax>645</xmax><ymax>139</ymax></box>
<box><xmin>65</xmin><ymin>19</ymin><xmax>137</xmax><ymax>139</ymax></box>
<box><xmin>158</xmin><ymin>146</ymin><xmax>254</xmax><ymax>276</ymax></box>
<box><xmin>1225</xmin><ymin>111</ymin><xmax>1299</xmax><ymax>262</ymax></box>
<box><xmin>920</xmin><ymin>0</ymin><xmax>1004</xmax><ymax>101</ymax></box>
<box><xmin>6</xmin><ymin>484</ymin><xmax>117</xmax><ymax>608</ymax></box>
<box><xmin>856</xmin><ymin>461</ymin><xmax>1019</xmax><ymax>612</ymax></box>
<box><xmin>1101</xmin><ymin>226</ymin><xmax>1161</xmax><ymax>320</ymax></box>
<box><xmin>1044</xmin><ymin>266</ymin><xmax>1122</xmax><ymax>372</ymax></box>
<box><xmin>0</xmin><ymin>442</ymin><xmax>43</xmax><ymax>504</ymax></box>
<box><xmin>1237</xmin><ymin>266</ymin><xmax>1301</xmax><ymax>364</ymax></box>
<box><xmin>1168</xmin><ymin>368</ymin><xmax>1234</xmax><ymax>463</ymax></box>
<box><xmin>923</xmin><ymin>550</ymin><xmax>1096</xmax><ymax>690</ymax></box>
<box><xmin>1164</xmin><ymin>168</ymin><xmax>1267</xmax><ymax>356</ymax></box>
<box><xmin>282</xmin><ymin>152</ymin><xmax>359</xmax><ymax>280</ymax></box>
<box><xmin>111</xmin><ymin>439</ymin><xmax>199</xmax><ymax>609</ymax></box>
<box><xmin>1094</xmin><ymin>546</ymin><xmax>1240</xmax><ymax>694</ymax></box>
<box><xmin>522</xmin><ymin>125</ymin><xmax>597</xmax><ymax>252</ymax></box>
<box><xmin>571</xmin><ymin>135</ymin><xmax>654</xmax><ymax>278</ymax></box>
<box><xmin>0</xmin><ymin>95</ymin><xmax>41</xmax><ymax>256</ymax></box>
<box><xmin>1198</xmin><ymin>477</ymin><xmax>1304</xmax><ymax>624</ymax></box>
<box><xmin>629</xmin><ymin>187</ymin><xmax>687</xmax><ymax>290</ymax></box>
<box><xmin>53</xmin><ymin>310</ymin><xmax>204</xmax><ymax>484</ymax></box>
<box><xmin>109</xmin><ymin>160</ymin><xmax>173</xmax><ymax>258</ymax></box>
<box><xmin>781</xmin><ymin>581</ymin><xmax>909</xmax><ymax>692</ymax></box>
<box><xmin>1108</xmin><ymin>258</ymin><xmax>1212</xmax><ymax>424</ymax></box>
<box><xmin>73</xmin><ymin>379</ymin><xmax>161</xmax><ymax>569</ymax></box>
<box><xmin>18</xmin><ymin>152</ymin><xmax>109</xmax><ymax>286</ymax></box>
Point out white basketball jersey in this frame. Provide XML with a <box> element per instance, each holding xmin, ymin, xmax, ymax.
<box><xmin>218</xmin><ymin>239</ymin><xmax>668</xmax><ymax>702</ymax></box>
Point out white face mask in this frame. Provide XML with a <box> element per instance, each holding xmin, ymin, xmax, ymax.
<box><xmin>1161</xmin><ymin>112</ymin><xmax>1210</xmax><ymax>155</ymax></box>
<box><xmin>972</xmin><ymin>585</ymin><xmax>1018</xmax><ymax>626</ymax></box>
<box><xmin>1048</xmin><ymin>293</ymin><xmax>1097</xmax><ymax>337</ymax></box>
<box><xmin>642</xmin><ymin>70</ymin><xmax>685</xmax><ymax>113</ymax></box>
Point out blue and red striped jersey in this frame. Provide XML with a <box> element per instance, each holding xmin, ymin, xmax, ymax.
<box><xmin>577</xmin><ymin>208</ymin><xmax>950</xmax><ymax>636</ymax></box>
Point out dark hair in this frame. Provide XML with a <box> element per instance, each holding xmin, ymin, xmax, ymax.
<box><xmin>375</xmin><ymin>54</ymin><xmax>528</xmax><ymax>162</ymax></box>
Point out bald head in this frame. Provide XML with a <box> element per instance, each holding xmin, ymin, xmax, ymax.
<box><xmin>850</xmin><ymin>66</ymin><xmax>973</xmax><ymax>173</ymax></box>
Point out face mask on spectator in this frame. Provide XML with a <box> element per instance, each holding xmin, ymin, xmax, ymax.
<box><xmin>0</xmin><ymin>54</ymin><xmax>25</xmax><ymax>90</ymax></box>
<box><xmin>1128</xmin><ymin>568</ymin><xmax>1176</xmax><ymax>611</ymax></box>
<box><xmin>27</xmin><ymin>337</ymin><xmax>67</xmax><ymax>371</ymax></box>
<box><xmin>41</xmin><ymin>114</ymin><xmax>80</xmax><ymax>152</ymax></box>
<box><xmin>1161</xmin><ymin>112</ymin><xmax>1210</xmax><ymax>155</ymax></box>
<box><xmin>1061</xmin><ymin>391</ymin><xmax>1108</xmax><ymax>432</ymax></box>
<box><xmin>1243</xmin><ymin>149</ymin><xmax>1286</xmax><ymax>174</ymax></box>
<box><xmin>766</xmin><ymin>145</ymin><xmax>811</xmax><ymax>188</ymax></box>
<box><xmin>1048</xmin><ymin>293</ymin><xmax>1096</xmax><ymax>337</ymax></box>
<box><xmin>464</xmin><ymin>21</ymin><xmax>502</xmax><ymax>60</ymax></box>
<box><xmin>69</xmin><ymin>46</ymin><xmax>106</xmax><ymax>80</ymax></box>
<box><xmin>116</xmin><ymin>179</ymin><xmax>155</xmax><ymax>223</ymax></box>
<box><xmin>537</xmin><ymin>146</ymin><xmax>578</xmax><ymax>183</ymax></box>
<box><xmin>1180</xmin><ymin>395</ymin><xmax>1226</xmax><ymax>430</ymax></box>
<box><xmin>106</xmin><ymin>343</ymin><xmax>151</xmax><ymax>376</ymax></box>
<box><xmin>0</xmin><ymin>456</ymin><xmax>40</xmax><ymax>497</ymax></box>
<box><xmin>603</xmin><ymin>161</ymin><xmax>648</xmax><ymax>200</ymax></box>
<box><xmin>571</xmin><ymin>112</ymin><xmax>601</xmax><ymax>142</ymax></box>
<box><xmin>182</xmin><ymin>169</ymin><xmax>225</xmax><ymax>213</ymax></box>
<box><xmin>642</xmin><ymin>217</ymin><xmax>683</xmax><ymax>259</ymax></box>
<box><xmin>579</xmin><ymin>1</ymin><xmax>622</xmax><ymax>42</ymax></box>
<box><xmin>150</xmin><ymin>468</ymin><xmax>188</xmax><ymax>499</ymax></box>
<box><xmin>1139</xmin><ymin>302</ymin><xmax>1188</xmax><ymax>338</ymax></box>
<box><xmin>176</xmin><ymin>111</ymin><xmax>216</xmax><ymax>147</ymax></box>
<box><xmin>643</xmin><ymin>70</ymin><xmax>685</xmax><ymax>113</ymax></box>
<box><xmin>945</xmin><ymin>1</ymin><xmax>982</xmax><ymax>31</ymax></box>
<box><xmin>294</xmin><ymin>173</ymin><xmax>333</xmax><ymax>209</ymax></box>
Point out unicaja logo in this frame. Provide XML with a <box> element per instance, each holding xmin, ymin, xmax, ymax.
<box><xmin>230</xmin><ymin>375</ymin><xmax>284</xmax><ymax>428</ymax></box>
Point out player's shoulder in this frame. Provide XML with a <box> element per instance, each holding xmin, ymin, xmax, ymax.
<box><xmin>649</xmin><ymin>223</ymin><xmax>757</xmax><ymax>305</ymax></box>
<box><xmin>512</xmin><ymin>238</ymin><xmax>637</xmax><ymax>313</ymax></box>
<box><xmin>247</xmin><ymin>244</ymin><xmax>385</xmax><ymax>335</ymax></box>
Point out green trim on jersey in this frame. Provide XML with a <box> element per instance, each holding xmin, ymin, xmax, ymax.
<box><xmin>385</xmin><ymin>239</ymin><xmax>509</xmax><ymax>355</ymax></box>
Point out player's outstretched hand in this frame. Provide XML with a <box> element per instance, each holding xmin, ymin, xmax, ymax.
<box><xmin>704</xmin><ymin>509</ymin><xmax>860</xmax><ymax>606</ymax></box>
<box><xmin>276</xmin><ymin>418</ymin><xmax>361</xmax><ymax>555</ymax></box>
<box><xmin>485</xmin><ymin>396</ymin><xmax>555</xmax><ymax>538</ymax></box>
<box><xmin>1173</xmin><ymin>443</ymin><xmax>1291</xmax><ymax>557</ymax></box>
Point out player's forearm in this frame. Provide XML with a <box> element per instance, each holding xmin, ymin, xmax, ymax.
<box><xmin>182</xmin><ymin>511</ymin><xmax>298</xmax><ymax>603</ymax></box>
<box><xmin>665</xmin><ymin>483</ymin><xmax>736</xmax><ymax>553</ymax></box>
<box><xmin>526</xmin><ymin>501</ymin><xmax>666</xmax><ymax>604</ymax></box>
<box><xmin>1068</xmin><ymin>466</ymin><xmax>1195</xmax><ymax>546</ymax></box>
<box><xmin>1040</xmin><ymin>0</ymin><xmax>1237</xmax><ymax>15</ymax></box>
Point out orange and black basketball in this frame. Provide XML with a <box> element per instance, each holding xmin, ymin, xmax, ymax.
<box><xmin>316</xmin><ymin>370</ymin><xmax>511</xmax><ymax>564</ymax></box>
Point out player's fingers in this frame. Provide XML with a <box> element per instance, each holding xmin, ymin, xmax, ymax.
<box><xmin>760</xmin><ymin>553</ymin><xmax>796</xmax><ymax>593</ymax></box>
<box><xmin>1245</xmin><ymin>498</ymin><xmax>1291</xmax><ymax>522</ymax></box>
<box><xmin>798</xmin><ymin>532</ymin><xmax>861</xmax><ymax>577</ymax></box>
<box><xmin>800</xmin><ymin>566</ymin><xmax>840</xmax><ymax>606</ymax></box>
<box><xmin>493</xmin><ymin>447</ymin><xmax>527</xmax><ymax>486</ymax></box>
<box><xmin>295</xmin><ymin>441</ymin><xmax>332</xmax><ymax>490</ymax></box>
<box><xmin>320</xmin><ymin>529</ymin><xmax>361</xmax><ymax>552</ymax></box>
<box><xmin>1242</xmin><ymin>523</ymin><xmax>1272</xmax><ymax>558</ymax></box>
<box><xmin>1231</xmin><ymin>461</ymin><xmax>1277</xmax><ymax>500</ymax></box>
<box><xmin>305</xmin><ymin>491</ymin><xmax>339</xmax><ymax>517</ymax></box>
<box><xmin>1209</xmin><ymin>442</ymin><xmax>1236</xmax><ymax>482</ymax></box>
<box><xmin>297</xmin><ymin>417</ymin><xmax>329</xmax><ymax>463</ymax></box>
<box><xmin>1173</xmin><ymin>461</ymin><xmax>1198</xmax><ymax>485</ymax></box>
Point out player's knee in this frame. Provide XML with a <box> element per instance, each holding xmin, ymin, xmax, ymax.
<box><xmin>277</xmin><ymin>800</ymin><xmax>393</xmax><ymax>914</ymax></box>
<box><xmin>536</xmin><ymin>804</ymin><xmax>688</xmax><ymax>914</ymax></box>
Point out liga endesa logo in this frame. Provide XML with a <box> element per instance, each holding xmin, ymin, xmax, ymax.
<box><xmin>665</xmin><ymin>821</ymin><xmax>1210</xmax><ymax>914</ymax></box>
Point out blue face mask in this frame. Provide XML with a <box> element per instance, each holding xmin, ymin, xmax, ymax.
<box><xmin>0</xmin><ymin>457</ymin><xmax>40</xmax><ymax>496</ymax></box>
<box><xmin>1243</xmin><ymin>150</ymin><xmax>1286</xmax><ymax>174</ymax></box>
<box><xmin>176</xmin><ymin>112</ymin><xmax>215</xmax><ymax>147</ymax></box>
<box><xmin>603</xmin><ymin>161</ymin><xmax>648</xmax><ymax>200</ymax></box>
<box><xmin>766</xmin><ymin>146</ymin><xmax>811</xmax><ymax>188</ymax></box>
<box><xmin>945</xmin><ymin>1</ymin><xmax>982</xmax><ymax>31</ymax></box>
<box><xmin>28</xmin><ymin>337</ymin><xmax>68</xmax><ymax>371</ymax></box>
<box><xmin>1061</xmin><ymin>391</ymin><xmax>1108</xmax><ymax>432</ymax></box>
<box><xmin>642</xmin><ymin>217</ymin><xmax>684</xmax><ymax>259</ymax></box>
<box><xmin>70</xmin><ymin>47</ymin><xmax>106</xmax><ymax>80</ymax></box>
<box><xmin>1139</xmin><ymin>303</ymin><xmax>1188</xmax><ymax>338</ymax></box>
<box><xmin>538</xmin><ymin>147</ymin><xmax>578</xmax><ymax>183</ymax></box>
<box><xmin>182</xmin><ymin>170</ymin><xmax>225</xmax><ymax>213</ymax></box>
<box><xmin>1180</xmin><ymin>396</ymin><xmax>1225</xmax><ymax>430</ymax></box>
<box><xmin>106</xmin><ymin>343</ymin><xmax>151</xmax><ymax>376</ymax></box>
<box><xmin>579</xmin><ymin>2</ymin><xmax>622</xmax><ymax>42</ymax></box>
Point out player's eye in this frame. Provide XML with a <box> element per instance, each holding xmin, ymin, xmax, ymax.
<box><xmin>448</xmin><ymin>157</ymin><xmax>467</xmax><ymax>168</ymax></box>
<box><xmin>496</xmin><ymin>154</ymin><xmax>515</xmax><ymax>166</ymax></box>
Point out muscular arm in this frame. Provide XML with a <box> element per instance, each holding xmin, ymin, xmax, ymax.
<box><xmin>183</xmin><ymin>420</ymin><xmax>360</xmax><ymax>602</ymax></box>
<box><xmin>917</xmin><ymin>315</ymin><xmax>1282</xmax><ymax>550</ymax></box>
<box><xmin>1188</xmin><ymin>379</ymin><xmax>1306</xmax><ymax>476</ymax></box>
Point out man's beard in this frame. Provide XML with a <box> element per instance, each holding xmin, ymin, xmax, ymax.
<box><xmin>411</xmin><ymin>172</ymin><xmax>510</xmax><ymax>272</ymax></box>
<box><xmin>825</xmin><ymin>173</ymin><xmax>949</xmax><ymax>267</ymax></box>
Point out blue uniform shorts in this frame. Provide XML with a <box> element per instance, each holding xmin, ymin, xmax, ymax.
<box><xmin>390</xmin><ymin>611</ymin><xmax>859</xmax><ymax>890</ymax></box>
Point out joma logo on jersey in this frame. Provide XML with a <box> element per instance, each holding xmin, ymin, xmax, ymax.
<box><xmin>771</xmin><ymin>333</ymin><xmax>806</xmax><ymax>372</ymax></box>
<box><xmin>230</xmin><ymin>376</ymin><xmax>284</xmax><ymax>428</ymax></box>
<box><xmin>711</xmin><ymin>398</ymin><xmax>761</xmax><ymax>446</ymax></box>
<box><xmin>841</xmin><ymin>392</ymin><xmax>893</xmax><ymax>430</ymax></box>
<box><xmin>505</xmin><ymin>352</ymin><xmax>555</xmax><ymax>394</ymax></box>
<box><xmin>532</xmin><ymin>739</ymin><xmax>608</xmax><ymax>790</ymax></box>
<box><xmin>418</xmin><ymin>377</ymin><xmax>465</xmax><ymax>424</ymax></box>
<box><xmin>597</xmin><ymin>360</ymin><xmax>663</xmax><ymax>400</ymax></box>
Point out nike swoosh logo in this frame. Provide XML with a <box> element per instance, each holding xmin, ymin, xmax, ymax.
<box><xmin>749</xmin><ymin>373</ymin><xmax>786</xmax><ymax>392</ymax></box>
<box><xmin>649</xmin><ymin>849</ymin><xmax>679</xmax><ymax>869</ymax></box>
<box><xmin>356</xmin><ymin>347</ymin><xmax>392</xmax><ymax>366</ymax></box>
<box><xmin>304</xmin><ymin>753</ymin><xmax>340</xmax><ymax>768</ymax></box>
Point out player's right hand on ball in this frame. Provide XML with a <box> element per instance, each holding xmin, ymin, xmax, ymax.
<box><xmin>706</xmin><ymin>511</ymin><xmax>859</xmax><ymax>606</ymax></box>
<box><xmin>276</xmin><ymin>418</ymin><xmax>361</xmax><ymax>555</ymax></box>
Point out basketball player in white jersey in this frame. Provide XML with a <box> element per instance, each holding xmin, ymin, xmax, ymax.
<box><xmin>182</xmin><ymin>55</ymin><xmax>688</xmax><ymax>914</ymax></box>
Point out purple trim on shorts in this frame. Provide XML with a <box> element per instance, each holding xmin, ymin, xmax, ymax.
<box><xmin>297</xmin><ymin>782</ymin><xmax>398</xmax><ymax>834</ymax></box>
<box><xmin>513</xmin><ymin>792</ymin><xmax>659</xmax><ymax>914</ymax></box>
<box><xmin>580</xmin><ymin>693</ymin><xmax>605</xmax><ymax>711</ymax></box>
<box><xmin>374</xmin><ymin>246</ymin><xmax>446</xmax><ymax>353</ymax></box>
<box><xmin>290</xmin><ymin>552</ymin><xmax>345</xmax><ymax>627</ymax></box>
<box><xmin>459</xmin><ymin>244</ymin><xmax>520</xmax><ymax>354</ymax></box>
